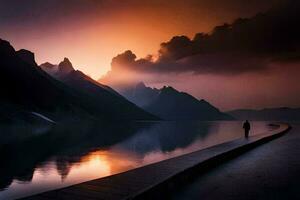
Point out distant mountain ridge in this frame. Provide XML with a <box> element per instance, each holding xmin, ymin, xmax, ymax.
<box><xmin>228</xmin><ymin>107</ymin><xmax>300</xmax><ymax>121</ymax></box>
<box><xmin>40</xmin><ymin>57</ymin><xmax>74</xmax><ymax>78</ymax></box>
<box><xmin>119</xmin><ymin>82</ymin><xmax>233</xmax><ymax>120</ymax></box>
<box><xmin>0</xmin><ymin>38</ymin><xmax>156</xmax><ymax>121</ymax></box>
<box><xmin>121</xmin><ymin>82</ymin><xmax>160</xmax><ymax>107</ymax></box>
<box><xmin>40</xmin><ymin>59</ymin><xmax>157</xmax><ymax>120</ymax></box>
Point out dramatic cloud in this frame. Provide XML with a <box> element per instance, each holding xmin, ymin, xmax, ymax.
<box><xmin>0</xmin><ymin>0</ymin><xmax>281</xmax><ymax>79</ymax></box>
<box><xmin>102</xmin><ymin>0</ymin><xmax>300</xmax><ymax>82</ymax></box>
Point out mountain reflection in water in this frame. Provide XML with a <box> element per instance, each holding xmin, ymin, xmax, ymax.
<box><xmin>0</xmin><ymin>121</ymin><xmax>270</xmax><ymax>200</ymax></box>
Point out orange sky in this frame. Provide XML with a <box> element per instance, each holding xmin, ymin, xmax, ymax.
<box><xmin>3</xmin><ymin>0</ymin><xmax>296</xmax><ymax>110</ymax></box>
<box><xmin>0</xmin><ymin>0</ymin><xmax>279</xmax><ymax>79</ymax></box>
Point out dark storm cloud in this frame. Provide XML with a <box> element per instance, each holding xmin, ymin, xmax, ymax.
<box><xmin>108</xmin><ymin>0</ymin><xmax>300</xmax><ymax>76</ymax></box>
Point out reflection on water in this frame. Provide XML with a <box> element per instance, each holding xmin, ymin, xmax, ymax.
<box><xmin>0</xmin><ymin>121</ymin><xmax>271</xmax><ymax>199</ymax></box>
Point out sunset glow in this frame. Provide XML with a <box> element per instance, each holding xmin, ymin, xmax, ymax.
<box><xmin>1</xmin><ymin>0</ymin><xmax>299</xmax><ymax>110</ymax></box>
<box><xmin>0</xmin><ymin>0</ymin><xmax>278</xmax><ymax>79</ymax></box>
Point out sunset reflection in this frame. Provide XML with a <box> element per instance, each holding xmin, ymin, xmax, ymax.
<box><xmin>77</xmin><ymin>150</ymin><xmax>141</xmax><ymax>178</ymax></box>
<box><xmin>53</xmin><ymin>150</ymin><xmax>142</xmax><ymax>184</ymax></box>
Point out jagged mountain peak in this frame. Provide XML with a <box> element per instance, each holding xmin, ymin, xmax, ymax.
<box><xmin>40</xmin><ymin>62</ymin><xmax>58</xmax><ymax>75</ymax></box>
<box><xmin>40</xmin><ymin>62</ymin><xmax>55</xmax><ymax>68</ymax></box>
<box><xmin>58</xmin><ymin>57</ymin><xmax>75</xmax><ymax>75</ymax></box>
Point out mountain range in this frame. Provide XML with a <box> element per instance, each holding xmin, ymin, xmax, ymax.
<box><xmin>119</xmin><ymin>82</ymin><xmax>233</xmax><ymax>120</ymax></box>
<box><xmin>41</xmin><ymin>59</ymin><xmax>157</xmax><ymax>121</ymax></box>
<box><xmin>228</xmin><ymin>107</ymin><xmax>300</xmax><ymax>121</ymax></box>
<box><xmin>40</xmin><ymin>57</ymin><xmax>233</xmax><ymax>121</ymax></box>
<box><xmin>0</xmin><ymin>39</ymin><xmax>156</xmax><ymax>122</ymax></box>
<box><xmin>2</xmin><ymin>37</ymin><xmax>299</xmax><ymax>128</ymax></box>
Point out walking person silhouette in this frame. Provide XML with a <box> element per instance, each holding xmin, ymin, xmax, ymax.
<box><xmin>243</xmin><ymin>120</ymin><xmax>251</xmax><ymax>138</ymax></box>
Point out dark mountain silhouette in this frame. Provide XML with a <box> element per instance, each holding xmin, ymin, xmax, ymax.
<box><xmin>228</xmin><ymin>107</ymin><xmax>300</xmax><ymax>121</ymax></box>
<box><xmin>0</xmin><ymin>39</ymin><xmax>79</xmax><ymax>121</ymax></box>
<box><xmin>40</xmin><ymin>58</ymin><xmax>74</xmax><ymax>78</ymax></box>
<box><xmin>40</xmin><ymin>62</ymin><xmax>58</xmax><ymax>75</ymax></box>
<box><xmin>121</xmin><ymin>82</ymin><xmax>160</xmax><ymax>107</ymax></box>
<box><xmin>40</xmin><ymin>59</ymin><xmax>157</xmax><ymax>120</ymax></box>
<box><xmin>16</xmin><ymin>49</ymin><xmax>38</xmax><ymax>66</ymax></box>
<box><xmin>57</xmin><ymin>58</ymin><xmax>75</xmax><ymax>77</ymax></box>
<box><xmin>0</xmin><ymin>39</ymin><xmax>156</xmax><ymax>121</ymax></box>
<box><xmin>145</xmin><ymin>86</ymin><xmax>233</xmax><ymax>120</ymax></box>
<box><xmin>119</xmin><ymin>82</ymin><xmax>233</xmax><ymax>120</ymax></box>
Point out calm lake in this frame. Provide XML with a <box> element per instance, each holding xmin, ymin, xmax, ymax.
<box><xmin>0</xmin><ymin>121</ymin><xmax>271</xmax><ymax>199</ymax></box>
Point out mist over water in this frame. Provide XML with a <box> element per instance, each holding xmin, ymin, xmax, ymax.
<box><xmin>0</xmin><ymin>121</ymin><xmax>270</xmax><ymax>200</ymax></box>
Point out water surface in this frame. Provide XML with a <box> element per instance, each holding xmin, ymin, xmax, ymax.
<box><xmin>0</xmin><ymin>121</ymin><xmax>271</xmax><ymax>199</ymax></box>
